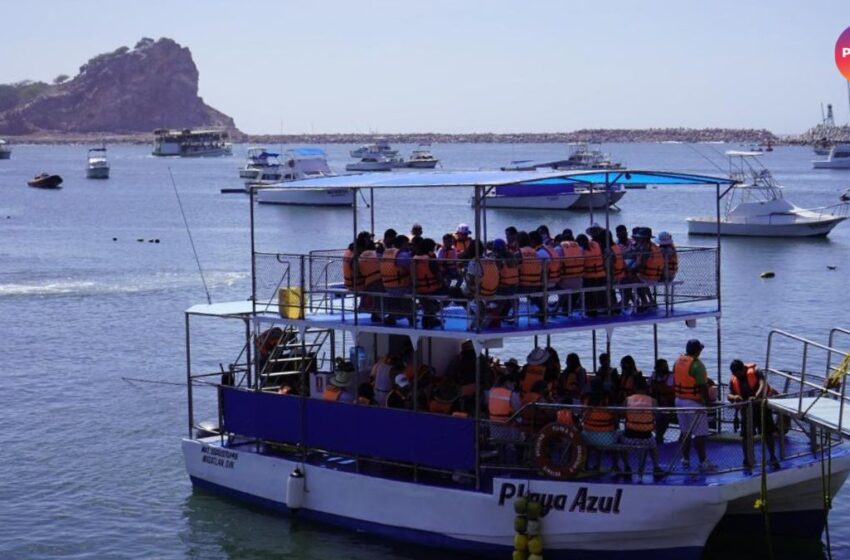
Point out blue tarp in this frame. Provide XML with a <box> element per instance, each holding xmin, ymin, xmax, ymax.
<box><xmin>221</xmin><ymin>386</ymin><xmax>477</xmax><ymax>471</ymax></box>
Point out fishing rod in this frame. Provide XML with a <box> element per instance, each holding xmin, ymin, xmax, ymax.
<box><xmin>168</xmin><ymin>167</ymin><xmax>212</xmax><ymax>305</ymax></box>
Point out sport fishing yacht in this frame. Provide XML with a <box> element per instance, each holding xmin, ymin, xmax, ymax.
<box><xmin>404</xmin><ymin>145</ymin><xmax>439</xmax><ymax>168</ymax></box>
<box><xmin>255</xmin><ymin>148</ymin><xmax>352</xmax><ymax>206</ymax></box>
<box><xmin>689</xmin><ymin>151</ymin><xmax>848</xmax><ymax>237</ymax></box>
<box><xmin>503</xmin><ymin>143</ymin><xmax>624</xmax><ymax>173</ymax></box>
<box><xmin>813</xmin><ymin>144</ymin><xmax>850</xmax><ymax>170</ymax></box>
<box><xmin>181</xmin><ymin>169</ymin><xmax>850</xmax><ymax>560</ymax></box>
<box><xmin>86</xmin><ymin>147</ymin><xmax>110</xmax><ymax>179</ymax></box>
<box><xmin>239</xmin><ymin>147</ymin><xmax>283</xmax><ymax>183</ymax></box>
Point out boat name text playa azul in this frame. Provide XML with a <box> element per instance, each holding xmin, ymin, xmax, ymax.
<box><xmin>497</xmin><ymin>482</ymin><xmax>623</xmax><ymax>516</ymax></box>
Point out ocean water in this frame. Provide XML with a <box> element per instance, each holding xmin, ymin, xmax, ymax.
<box><xmin>1</xmin><ymin>142</ymin><xmax>849</xmax><ymax>559</ymax></box>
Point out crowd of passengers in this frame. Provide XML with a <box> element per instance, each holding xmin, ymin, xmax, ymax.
<box><xmin>306</xmin><ymin>338</ymin><xmax>780</xmax><ymax>476</ymax></box>
<box><xmin>343</xmin><ymin>222</ymin><xmax>679</xmax><ymax>327</ymax></box>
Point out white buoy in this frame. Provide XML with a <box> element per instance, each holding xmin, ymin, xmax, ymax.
<box><xmin>287</xmin><ymin>468</ymin><xmax>305</xmax><ymax>510</ymax></box>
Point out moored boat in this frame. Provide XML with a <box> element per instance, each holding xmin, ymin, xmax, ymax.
<box><xmin>152</xmin><ymin>128</ymin><xmax>233</xmax><ymax>157</ymax></box>
<box><xmin>813</xmin><ymin>143</ymin><xmax>850</xmax><ymax>170</ymax></box>
<box><xmin>482</xmin><ymin>174</ymin><xmax>626</xmax><ymax>211</ymax></box>
<box><xmin>405</xmin><ymin>145</ymin><xmax>439</xmax><ymax>169</ymax></box>
<box><xmin>256</xmin><ymin>148</ymin><xmax>352</xmax><ymax>206</ymax></box>
<box><xmin>27</xmin><ymin>173</ymin><xmax>63</xmax><ymax>189</ymax></box>
<box><xmin>182</xmin><ymin>169</ymin><xmax>850</xmax><ymax>559</ymax></box>
<box><xmin>0</xmin><ymin>139</ymin><xmax>11</xmax><ymax>160</ymax></box>
<box><xmin>689</xmin><ymin>151</ymin><xmax>849</xmax><ymax>237</ymax></box>
<box><xmin>350</xmin><ymin>138</ymin><xmax>398</xmax><ymax>159</ymax></box>
<box><xmin>239</xmin><ymin>147</ymin><xmax>283</xmax><ymax>183</ymax></box>
<box><xmin>345</xmin><ymin>155</ymin><xmax>394</xmax><ymax>172</ymax></box>
<box><xmin>86</xmin><ymin>147</ymin><xmax>110</xmax><ymax>179</ymax></box>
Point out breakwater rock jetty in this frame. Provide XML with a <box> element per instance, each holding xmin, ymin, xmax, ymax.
<box><xmin>0</xmin><ymin>38</ymin><xmax>236</xmax><ymax>135</ymax></box>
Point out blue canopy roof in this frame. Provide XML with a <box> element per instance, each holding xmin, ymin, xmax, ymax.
<box><xmin>287</xmin><ymin>147</ymin><xmax>327</xmax><ymax>157</ymax></box>
<box><xmin>270</xmin><ymin>169</ymin><xmax>732</xmax><ymax>190</ymax></box>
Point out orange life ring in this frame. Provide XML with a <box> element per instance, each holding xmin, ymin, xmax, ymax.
<box><xmin>534</xmin><ymin>422</ymin><xmax>586</xmax><ymax>479</ymax></box>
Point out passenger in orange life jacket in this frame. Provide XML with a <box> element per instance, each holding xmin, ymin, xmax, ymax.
<box><xmin>410</xmin><ymin>223</ymin><xmax>423</xmax><ymax>249</ymax></box>
<box><xmin>521</xmin><ymin>347</ymin><xmax>549</xmax><ymax>394</ymax></box>
<box><xmin>657</xmin><ymin>231</ymin><xmax>678</xmax><ymax>282</ymax></box>
<box><xmin>673</xmin><ymin>339</ymin><xmax>716</xmax><ymax>472</ymax></box>
<box><xmin>728</xmin><ymin>359</ymin><xmax>780</xmax><ymax>469</ymax></box>
<box><xmin>386</xmin><ymin>374</ymin><xmax>412</xmax><ymax>409</ymax></box>
<box><xmin>622</xmin><ymin>377</ymin><xmax>663</xmax><ymax>478</ymax></box>
<box><xmin>521</xmin><ymin>379</ymin><xmax>553</xmax><ymax>434</ymax></box>
<box><xmin>576</xmin><ymin>233</ymin><xmax>602</xmax><ymax>316</ymax></box>
<box><xmin>414</xmin><ymin>238</ymin><xmax>447</xmax><ymax>329</ymax></box>
<box><xmin>488</xmin><ymin>372</ymin><xmax>524</xmax><ymax>455</ymax></box>
<box><xmin>371</xmin><ymin>353</ymin><xmax>403</xmax><ymax>406</ymax></box>
<box><xmin>453</xmin><ymin>223</ymin><xmax>472</xmax><ymax>256</ymax></box>
<box><xmin>556</xmin><ymin>352</ymin><xmax>588</xmax><ymax>400</ymax></box>
<box><xmin>352</xmin><ymin>231</ymin><xmax>384</xmax><ymax>322</ymax></box>
<box><xmin>491</xmin><ymin>238</ymin><xmax>520</xmax><ymax>321</ymax></box>
<box><xmin>631</xmin><ymin>227</ymin><xmax>660</xmax><ymax>311</ymax></box>
<box><xmin>617</xmin><ymin>355</ymin><xmax>643</xmax><ymax>404</ymax></box>
<box><xmin>323</xmin><ymin>364</ymin><xmax>355</xmax><ymax>403</ymax></box>
<box><xmin>380</xmin><ymin>235</ymin><xmax>414</xmax><ymax>326</ymax></box>
<box><xmin>436</xmin><ymin>233</ymin><xmax>462</xmax><ymax>288</ymax></box>
<box><xmin>536</xmin><ymin>224</ymin><xmax>554</xmax><ymax>247</ymax></box>
<box><xmin>555</xmin><ymin>229</ymin><xmax>583</xmax><ymax>314</ymax></box>
<box><xmin>517</xmin><ymin>231</ymin><xmax>547</xmax><ymax>318</ymax></box>
<box><xmin>374</xmin><ymin>228</ymin><xmax>397</xmax><ymax>256</ymax></box>
<box><xmin>582</xmin><ymin>378</ymin><xmax>628</xmax><ymax>475</ymax></box>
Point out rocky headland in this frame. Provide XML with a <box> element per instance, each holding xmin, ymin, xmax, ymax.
<box><xmin>0</xmin><ymin>38</ymin><xmax>235</xmax><ymax>136</ymax></box>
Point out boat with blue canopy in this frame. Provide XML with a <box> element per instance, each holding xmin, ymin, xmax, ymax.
<box><xmin>182</xmin><ymin>168</ymin><xmax>850</xmax><ymax>559</ymax></box>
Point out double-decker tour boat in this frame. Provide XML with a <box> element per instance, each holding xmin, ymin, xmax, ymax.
<box><xmin>182</xmin><ymin>169</ymin><xmax>850</xmax><ymax>559</ymax></box>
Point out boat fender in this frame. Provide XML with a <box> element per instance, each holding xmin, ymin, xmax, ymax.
<box><xmin>514</xmin><ymin>515</ymin><xmax>527</xmax><ymax>533</ymax></box>
<box><xmin>512</xmin><ymin>551</ymin><xmax>527</xmax><ymax>560</ymax></box>
<box><xmin>526</xmin><ymin>519</ymin><xmax>540</xmax><ymax>537</ymax></box>
<box><xmin>513</xmin><ymin>533</ymin><xmax>528</xmax><ymax>552</ymax></box>
<box><xmin>528</xmin><ymin>555</ymin><xmax>543</xmax><ymax>560</ymax></box>
<box><xmin>528</xmin><ymin>536</ymin><xmax>544</xmax><ymax>555</ymax></box>
<box><xmin>526</xmin><ymin>500</ymin><xmax>542</xmax><ymax>520</ymax></box>
<box><xmin>760</xmin><ymin>271</ymin><xmax>775</xmax><ymax>279</ymax></box>
<box><xmin>513</xmin><ymin>497</ymin><xmax>528</xmax><ymax>514</ymax></box>
<box><xmin>534</xmin><ymin>423</ymin><xmax>586</xmax><ymax>480</ymax></box>
<box><xmin>287</xmin><ymin>468</ymin><xmax>305</xmax><ymax>510</ymax></box>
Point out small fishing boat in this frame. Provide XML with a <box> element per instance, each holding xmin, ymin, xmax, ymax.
<box><xmin>27</xmin><ymin>173</ymin><xmax>63</xmax><ymax>189</ymax></box>
<box><xmin>689</xmin><ymin>151</ymin><xmax>849</xmax><ymax>237</ymax></box>
<box><xmin>0</xmin><ymin>139</ymin><xmax>11</xmax><ymax>160</ymax></box>
<box><xmin>813</xmin><ymin>143</ymin><xmax>850</xmax><ymax>169</ymax></box>
<box><xmin>404</xmin><ymin>145</ymin><xmax>439</xmax><ymax>169</ymax></box>
<box><xmin>86</xmin><ymin>147</ymin><xmax>110</xmax><ymax>179</ymax></box>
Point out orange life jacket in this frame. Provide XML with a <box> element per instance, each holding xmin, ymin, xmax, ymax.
<box><xmin>380</xmin><ymin>248</ymin><xmax>410</xmax><ymax>289</ymax></box>
<box><xmin>643</xmin><ymin>243</ymin><xmax>664</xmax><ymax>281</ymax></box>
<box><xmin>438</xmin><ymin>247</ymin><xmax>459</xmax><ymax>275</ymax></box>
<box><xmin>479</xmin><ymin>258</ymin><xmax>500</xmax><ymax>297</ymax></box>
<box><xmin>541</xmin><ymin>245</ymin><xmax>561</xmax><ymax>285</ymax></box>
<box><xmin>414</xmin><ymin>255</ymin><xmax>441</xmax><ymax>294</ymax></box>
<box><xmin>556</xmin><ymin>409</ymin><xmax>575</xmax><ymax>426</ymax></box>
<box><xmin>560</xmin><ymin>241</ymin><xmax>584</xmax><ymax>279</ymax></box>
<box><xmin>625</xmin><ymin>394</ymin><xmax>655</xmax><ymax>432</ymax></box>
<box><xmin>521</xmin><ymin>364</ymin><xmax>546</xmax><ymax>394</ymax></box>
<box><xmin>356</xmin><ymin>396</ymin><xmax>371</xmax><ymax>405</ymax></box>
<box><xmin>583</xmin><ymin>241</ymin><xmax>605</xmax><ymax>280</ymax></box>
<box><xmin>521</xmin><ymin>392</ymin><xmax>548</xmax><ymax>431</ymax></box>
<box><xmin>662</xmin><ymin>246</ymin><xmax>678</xmax><ymax>280</ymax></box>
<box><xmin>673</xmin><ymin>354</ymin><xmax>702</xmax><ymax>401</ymax></box>
<box><xmin>454</xmin><ymin>234</ymin><xmax>471</xmax><ymax>255</ymax></box>
<box><xmin>488</xmin><ymin>386</ymin><xmax>514</xmax><ymax>422</ymax></box>
<box><xmin>729</xmin><ymin>363</ymin><xmax>764</xmax><ymax>397</ymax></box>
<box><xmin>429</xmin><ymin>398</ymin><xmax>453</xmax><ymax>415</ymax></box>
<box><xmin>584</xmin><ymin>407</ymin><xmax>617</xmax><ymax>432</ymax></box>
<box><xmin>323</xmin><ymin>385</ymin><xmax>342</xmax><ymax>401</ymax></box>
<box><xmin>343</xmin><ymin>249</ymin><xmax>364</xmax><ymax>290</ymax></box>
<box><xmin>519</xmin><ymin>246</ymin><xmax>543</xmax><ymax>287</ymax></box>
<box><xmin>610</xmin><ymin>244</ymin><xmax>626</xmax><ymax>282</ymax></box>
<box><xmin>358</xmin><ymin>249</ymin><xmax>382</xmax><ymax>287</ymax></box>
<box><xmin>498</xmin><ymin>259</ymin><xmax>519</xmax><ymax>288</ymax></box>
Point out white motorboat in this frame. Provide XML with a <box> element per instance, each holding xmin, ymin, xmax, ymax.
<box><xmin>571</xmin><ymin>184</ymin><xmax>626</xmax><ymax>209</ymax></box>
<box><xmin>813</xmin><ymin>144</ymin><xmax>850</xmax><ymax>169</ymax></box>
<box><xmin>482</xmin><ymin>175</ymin><xmax>624</xmax><ymax>211</ymax></box>
<box><xmin>86</xmin><ymin>147</ymin><xmax>110</xmax><ymax>179</ymax></box>
<box><xmin>689</xmin><ymin>151</ymin><xmax>849</xmax><ymax>237</ymax></box>
<box><xmin>0</xmin><ymin>139</ymin><xmax>11</xmax><ymax>160</ymax></box>
<box><xmin>405</xmin><ymin>145</ymin><xmax>439</xmax><ymax>169</ymax></box>
<box><xmin>350</xmin><ymin>138</ymin><xmax>398</xmax><ymax>159</ymax></box>
<box><xmin>345</xmin><ymin>155</ymin><xmax>394</xmax><ymax>172</ymax></box>
<box><xmin>239</xmin><ymin>147</ymin><xmax>283</xmax><ymax>183</ymax></box>
<box><xmin>502</xmin><ymin>143</ymin><xmax>624</xmax><ymax>172</ymax></box>
<box><xmin>256</xmin><ymin>148</ymin><xmax>353</xmax><ymax>207</ymax></box>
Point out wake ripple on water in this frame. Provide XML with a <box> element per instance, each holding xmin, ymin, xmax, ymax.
<box><xmin>0</xmin><ymin>271</ymin><xmax>249</xmax><ymax>297</ymax></box>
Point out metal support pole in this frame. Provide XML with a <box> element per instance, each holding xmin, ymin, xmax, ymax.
<box><xmin>474</xmin><ymin>341</ymin><xmax>481</xmax><ymax>490</ymax></box>
<box><xmin>352</xmin><ymin>189</ymin><xmax>359</xmax><ymax>327</ymax></box>
<box><xmin>715</xmin><ymin>183</ymin><xmax>723</xmax><ymax>389</ymax></box>
<box><xmin>653</xmin><ymin>323</ymin><xmax>659</xmax><ymax>365</ymax></box>
<box><xmin>744</xmin><ymin>402</ymin><xmax>755</xmax><ymax>467</ymax></box>
<box><xmin>370</xmin><ymin>187</ymin><xmax>375</xmax><ymax>236</ymax></box>
<box><xmin>592</xmin><ymin>330</ymin><xmax>598</xmax><ymax>372</ymax></box>
<box><xmin>185</xmin><ymin>313</ymin><xmax>194</xmax><ymax>438</ymax></box>
<box><xmin>246</xmin><ymin>318</ymin><xmax>254</xmax><ymax>390</ymax></box>
<box><xmin>250</xmin><ymin>186</ymin><xmax>257</xmax><ymax>310</ymax></box>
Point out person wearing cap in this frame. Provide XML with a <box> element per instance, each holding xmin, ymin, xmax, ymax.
<box><xmin>521</xmin><ymin>347</ymin><xmax>549</xmax><ymax>393</ymax></box>
<box><xmin>323</xmin><ymin>363</ymin><xmax>356</xmax><ymax>403</ymax></box>
<box><xmin>673</xmin><ymin>339</ymin><xmax>717</xmax><ymax>471</ymax></box>
<box><xmin>728</xmin><ymin>359</ymin><xmax>779</xmax><ymax>469</ymax></box>
<box><xmin>386</xmin><ymin>373</ymin><xmax>412</xmax><ymax>409</ymax></box>
<box><xmin>454</xmin><ymin>223</ymin><xmax>472</xmax><ymax>255</ymax></box>
<box><xmin>657</xmin><ymin>231</ymin><xmax>678</xmax><ymax>282</ymax></box>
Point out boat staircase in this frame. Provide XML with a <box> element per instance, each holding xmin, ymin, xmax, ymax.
<box><xmin>257</xmin><ymin>326</ymin><xmax>333</xmax><ymax>389</ymax></box>
<box><xmin>765</xmin><ymin>328</ymin><xmax>850</xmax><ymax>438</ymax></box>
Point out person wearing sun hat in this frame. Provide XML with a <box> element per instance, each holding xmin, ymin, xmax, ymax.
<box><xmin>657</xmin><ymin>231</ymin><xmax>678</xmax><ymax>282</ymax></box>
<box><xmin>520</xmin><ymin>347</ymin><xmax>549</xmax><ymax>394</ymax></box>
<box><xmin>323</xmin><ymin>362</ymin><xmax>356</xmax><ymax>403</ymax></box>
<box><xmin>453</xmin><ymin>223</ymin><xmax>472</xmax><ymax>255</ymax></box>
<box><xmin>386</xmin><ymin>373</ymin><xmax>412</xmax><ymax>409</ymax></box>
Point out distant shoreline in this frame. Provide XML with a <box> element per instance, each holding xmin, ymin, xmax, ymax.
<box><xmin>0</xmin><ymin>128</ymin><xmax>805</xmax><ymax>145</ymax></box>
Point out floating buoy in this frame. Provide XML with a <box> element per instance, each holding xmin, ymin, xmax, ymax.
<box><xmin>137</xmin><ymin>238</ymin><xmax>144</xmax><ymax>242</ymax></box>
<box><xmin>286</xmin><ymin>468</ymin><xmax>305</xmax><ymax>510</ymax></box>
<box><xmin>828</xmin><ymin>265</ymin><xmax>837</xmax><ymax>270</ymax></box>
<box><xmin>112</xmin><ymin>237</ymin><xmax>117</xmax><ymax>241</ymax></box>
<box><xmin>154</xmin><ymin>239</ymin><xmax>160</xmax><ymax>243</ymax></box>
<box><xmin>760</xmin><ymin>272</ymin><xmax>775</xmax><ymax>279</ymax></box>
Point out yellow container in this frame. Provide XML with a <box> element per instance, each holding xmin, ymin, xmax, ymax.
<box><xmin>279</xmin><ymin>287</ymin><xmax>304</xmax><ymax>319</ymax></box>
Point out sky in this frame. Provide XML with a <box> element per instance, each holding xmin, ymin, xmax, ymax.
<box><xmin>2</xmin><ymin>0</ymin><xmax>850</xmax><ymax>135</ymax></box>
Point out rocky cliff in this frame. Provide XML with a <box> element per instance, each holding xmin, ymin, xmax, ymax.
<box><xmin>0</xmin><ymin>38</ymin><xmax>236</xmax><ymax>135</ymax></box>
